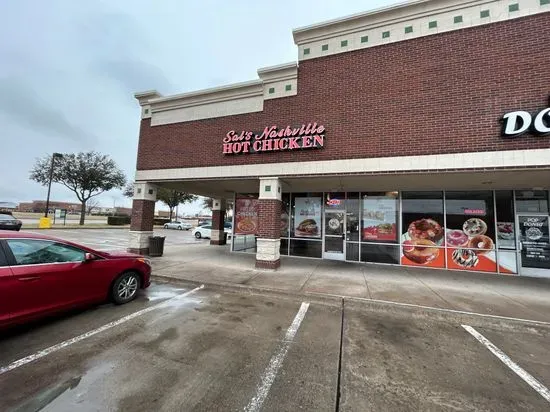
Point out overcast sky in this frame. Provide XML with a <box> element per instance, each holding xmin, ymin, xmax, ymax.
<box><xmin>1</xmin><ymin>0</ymin><xmax>396</xmax><ymax>215</ymax></box>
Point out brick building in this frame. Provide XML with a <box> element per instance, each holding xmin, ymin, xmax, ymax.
<box><xmin>130</xmin><ymin>0</ymin><xmax>550</xmax><ymax>277</ymax></box>
<box><xmin>17</xmin><ymin>201</ymin><xmax>82</xmax><ymax>214</ymax></box>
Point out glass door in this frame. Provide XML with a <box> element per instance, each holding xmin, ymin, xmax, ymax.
<box><xmin>324</xmin><ymin>211</ymin><xmax>345</xmax><ymax>260</ymax></box>
<box><xmin>517</xmin><ymin>214</ymin><xmax>550</xmax><ymax>277</ymax></box>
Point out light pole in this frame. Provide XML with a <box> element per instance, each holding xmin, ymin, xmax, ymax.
<box><xmin>44</xmin><ymin>153</ymin><xmax>63</xmax><ymax>218</ymax></box>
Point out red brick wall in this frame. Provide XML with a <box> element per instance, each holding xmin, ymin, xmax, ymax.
<box><xmin>211</xmin><ymin>209</ymin><xmax>225</xmax><ymax>230</ymax></box>
<box><xmin>130</xmin><ymin>200</ymin><xmax>155</xmax><ymax>231</ymax></box>
<box><xmin>257</xmin><ymin>199</ymin><xmax>281</xmax><ymax>239</ymax></box>
<box><xmin>137</xmin><ymin>13</ymin><xmax>550</xmax><ymax>171</ymax></box>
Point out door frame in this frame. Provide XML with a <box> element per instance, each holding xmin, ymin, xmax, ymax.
<box><xmin>323</xmin><ymin>209</ymin><xmax>346</xmax><ymax>261</ymax></box>
<box><xmin>516</xmin><ymin>213</ymin><xmax>550</xmax><ymax>278</ymax></box>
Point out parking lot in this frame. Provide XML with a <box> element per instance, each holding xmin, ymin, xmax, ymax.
<box><xmin>23</xmin><ymin>227</ymin><xmax>204</xmax><ymax>252</ymax></box>
<box><xmin>1</xmin><ymin>280</ymin><xmax>549</xmax><ymax>411</ymax></box>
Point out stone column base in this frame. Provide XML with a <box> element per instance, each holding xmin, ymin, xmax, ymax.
<box><xmin>255</xmin><ymin>238</ymin><xmax>281</xmax><ymax>269</ymax></box>
<box><xmin>128</xmin><ymin>230</ymin><xmax>153</xmax><ymax>255</ymax></box>
<box><xmin>210</xmin><ymin>229</ymin><xmax>226</xmax><ymax>245</ymax></box>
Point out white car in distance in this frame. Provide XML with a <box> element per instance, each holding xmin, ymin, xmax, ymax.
<box><xmin>163</xmin><ymin>221</ymin><xmax>193</xmax><ymax>230</ymax></box>
<box><xmin>192</xmin><ymin>223</ymin><xmax>232</xmax><ymax>239</ymax></box>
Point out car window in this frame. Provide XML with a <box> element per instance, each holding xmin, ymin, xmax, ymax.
<box><xmin>203</xmin><ymin>225</ymin><xmax>212</xmax><ymax>229</ymax></box>
<box><xmin>6</xmin><ymin>239</ymin><xmax>86</xmax><ymax>265</ymax></box>
<box><xmin>224</xmin><ymin>222</ymin><xmax>232</xmax><ymax>228</ymax></box>
<box><xmin>0</xmin><ymin>215</ymin><xmax>13</xmax><ymax>220</ymax></box>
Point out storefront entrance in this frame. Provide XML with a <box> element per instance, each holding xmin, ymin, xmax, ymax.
<box><xmin>323</xmin><ymin>210</ymin><xmax>345</xmax><ymax>260</ymax></box>
<box><xmin>517</xmin><ymin>214</ymin><xmax>550</xmax><ymax>277</ymax></box>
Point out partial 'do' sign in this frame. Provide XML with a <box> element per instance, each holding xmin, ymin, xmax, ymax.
<box><xmin>502</xmin><ymin>96</ymin><xmax>550</xmax><ymax>137</ymax></box>
<box><xmin>223</xmin><ymin>122</ymin><xmax>325</xmax><ymax>154</ymax></box>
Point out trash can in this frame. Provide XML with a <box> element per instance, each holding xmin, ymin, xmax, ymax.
<box><xmin>149</xmin><ymin>236</ymin><xmax>166</xmax><ymax>257</ymax></box>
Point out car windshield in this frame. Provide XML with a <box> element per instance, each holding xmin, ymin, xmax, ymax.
<box><xmin>0</xmin><ymin>215</ymin><xmax>13</xmax><ymax>220</ymax></box>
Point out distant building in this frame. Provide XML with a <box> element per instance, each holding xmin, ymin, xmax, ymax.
<box><xmin>0</xmin><ymin>202</ymin><xmax>17</xmax><ymax>212</ymax></box>
<box><xmin>17</xmin><ymin>201</ymin><xmax>82</xmax><ymax>214</ymax></box>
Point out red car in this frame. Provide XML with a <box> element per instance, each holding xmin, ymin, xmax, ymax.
<box><xmin>0</xmin><ymin>231</ymin><xmax>151</xmax><ymax>328</ymax></box>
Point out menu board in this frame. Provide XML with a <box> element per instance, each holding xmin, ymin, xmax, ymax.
<box><xmin>362</xmin><ymin>197</ymin><xmax>397</xmax><ymax>241</ymax></box>
<box><xmin>519</xmin><ymin>216</ymin><xmax>550</xmax><ymax>269</ymax></box>
<box><xmin>294</xmin><ymin>197</ymin><xmax>321</xmax><ymax>238</ymax></box>
<box><xmin>234</xmin><ymin>198</ymin><xmax>258</xmax><ymax>235</ymax></box>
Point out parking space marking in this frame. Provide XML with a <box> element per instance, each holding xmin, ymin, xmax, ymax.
<box><xmin>244</xmin><ymin>302</ymin><xmax>310</xmax><ymax>412</ymax></box>
<box><xmin>0</xmin><ymin>285</ymin><xmax>205</xmax><ymax>376</ymax></box>
<box><xmin>342</xmin><ymin>296</ymin><xmax>550</xmax><ymax>326</ymax></box>
<box><xmin>462</xmin><ymin>325</ymin><xmax>550</xmax><ymax>403</ymax></box>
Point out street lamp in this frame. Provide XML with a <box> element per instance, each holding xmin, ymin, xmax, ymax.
<box><xmin>44</xmin><ymin>153</ymin><xmax>63</xmax><ymax>218</ymax></box>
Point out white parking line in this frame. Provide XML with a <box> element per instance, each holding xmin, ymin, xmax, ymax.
<box><xmin>0</xmin><ymin>285</ymin><xmax>205</xmax><ymax>376</ymax></box>
<box><xmin>462</xmin><ymin>325</ymin><xmax>550</xmax><ymax>403</ymax></box>
<box><xmin>244</xmin><ymin>302</ymin><xmax>310</xmax><ymax>412</ymax></box>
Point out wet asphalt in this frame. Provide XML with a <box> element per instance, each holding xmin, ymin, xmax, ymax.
<box><xmin>1</xmin><ymin>281</ymin><xmax>549</xmax><ymax>411</ymax></box>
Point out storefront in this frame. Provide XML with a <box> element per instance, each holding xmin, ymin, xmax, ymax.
<box><xmin>130</xmin><ymin>0</ymin><xmax>550</xmax><ymax>277</ymax></box>
<box><xmin>231</xmin><ymin>190</ymin><xmax>550</xmax><ymax>277</ymax></box>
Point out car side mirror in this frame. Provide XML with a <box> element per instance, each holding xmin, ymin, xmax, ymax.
<box><xmin>84</xmin><ymin>253</ymin><xmax>96</xmax><ymax>262</ymax></box>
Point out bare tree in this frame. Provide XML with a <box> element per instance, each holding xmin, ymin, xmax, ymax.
<box><xmin>86</xmin><ymin>198</ymin><xmax>100</xmax><ymax>215</ymax></box>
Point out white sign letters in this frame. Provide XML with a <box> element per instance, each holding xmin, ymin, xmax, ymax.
<box><xmin>501</xmin><ymin>97</ymin><xmax>550</xmax><ymax>138</ymax></box>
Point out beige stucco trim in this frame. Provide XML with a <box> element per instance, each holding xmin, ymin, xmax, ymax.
<box><xmin>135</xmin><ymin>148</ymin><xmax>550</xmax><ymax>182</ymax></box>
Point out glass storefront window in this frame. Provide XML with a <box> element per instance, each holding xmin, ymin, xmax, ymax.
<box><xmin>280</xmin><ymin>238</ymin><xmax>289</xmax><ymax>256</ymax></box>
<box><xmin>290</xmin><ymin>239</ymin><xmax>322</xmax><ymax>258</ymax></box>
<box><xmin>233</xmin><ymin>235</ymin><xmax>257</xmax><ymax>253</ymax></box>
<box><xmin>291</xmin><ymin>193</ymin><xmax>322</xmax><ymax>239</ymax></box>
<box><xmin>281</xmin><ymin>193</ymin><xmax>290</xmax><ymax>238</ymax></box>
<box><xmin>515</xmin><ymin>190</ymin><xmax>549</xmax><ymax>213</ymax></box>
<box><xmin>346</xmin><ymin>242</ymin><xmax>359</xmax><ymax>261</ymax></box>
<box><xmin>361</xmin><ymin>244</ymin><xmax>400</xmax><ymax>264</ymax></box>
<box><xmin>346</xmin><ymin>193</ymin><xmax>360</xmax><ymax>242</ymax></box>
<box><xmin>445</xmin><ymin>191</ymin><xmax>496</xmax><ymax>272</ymax></box>
<box><xmin>401</xmin><ymin>191</ymin><xmax>445</xmax><ymax>268</ymax></box>
<box><xmin>495</xmin><ymin>190</ymin><xmax>515</xmax><ymax>250</ymax></box>
<box><xmin>361</xmin><ymin>192</ymin><xmax>399</xmax><ymax>243</ymax></box>
<box><xmin>233</xmin><ymin>193</ymin><xmax>259</xmax><ymax>253</ymax></box>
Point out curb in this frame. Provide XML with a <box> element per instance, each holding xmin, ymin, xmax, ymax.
<box><xmin>151</xmin><ymin>274</ymin><xmax>550</xmax><ymax>328</ymax></box>
<box><xmin>151</xmin><ymin>274</ymin><xmax>342</xmax><ymax>306</ymax></box>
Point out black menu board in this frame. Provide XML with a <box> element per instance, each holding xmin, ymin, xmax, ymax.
<box><xmin>519</xmin><ymin>216</ymin><xmax>550</xmax><ymax>269</ymax></box>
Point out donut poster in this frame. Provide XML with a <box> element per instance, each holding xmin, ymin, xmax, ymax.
<box><xmin>234</xmin><ymin>198</ymin><xmax>259</xmax><ymax>235</ymax></box>
<box><xmin>362</xmin><ymin>196</ymin><xmax>398</xmax><ymax>241</ymax></box>
<box><xmin>401</xmin><ymin>217</ymin><xmax>446</xmax><ymax>268</ymax></box>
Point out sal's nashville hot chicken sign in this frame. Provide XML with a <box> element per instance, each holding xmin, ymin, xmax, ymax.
<box><xmin>223</xmin><ymin>122</ymin><xmax>325</xmax><ymax>155</ymax></box>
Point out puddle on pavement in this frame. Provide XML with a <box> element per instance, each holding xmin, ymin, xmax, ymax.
<box><xmin>12</xmin><ymin>362</ymin><xmax>116</xmax><ymax>412</ymax></box>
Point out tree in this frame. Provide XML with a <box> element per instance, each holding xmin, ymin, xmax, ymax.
<box><xmin>157</xmin><ymin>188</ymin><xmax>197</xmax><ymax>220</ymax></box>
<box><xmin>86</xmin><ymin>198</ymin><xmax>100</xmax><ymax>215</ymax></box>
<box><xmin>30</xmin><ymin>151</ymin><xmax>126</xmax><ymax>225</ymax></box>
<box><xmin>123</xmin><ymin>182</ymin><xmax>134</xmax><ymax>198</ymax></box>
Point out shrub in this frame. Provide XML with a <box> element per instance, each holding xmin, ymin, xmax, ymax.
<box><xmin>108</xmin><ymin>215</ymin><xmax>131</xmax><ymax>225</ymax></box>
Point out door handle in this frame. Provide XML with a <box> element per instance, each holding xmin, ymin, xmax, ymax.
<box><xmin>17</xmin><ymin>276</ymin><xmax>41</xmax><ymax>282</ymax></box>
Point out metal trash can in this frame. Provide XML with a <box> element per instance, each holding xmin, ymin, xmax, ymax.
<box><xmin>149</xmin><ymin>236</ymin><xmax>166</xmax><ymax>257</ymax></box>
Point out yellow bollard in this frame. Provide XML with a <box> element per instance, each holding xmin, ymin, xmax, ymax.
<box><xmin>39</xmin><ymin>217</ymin><xmax>52</xmax><ymax>229</ymax></box>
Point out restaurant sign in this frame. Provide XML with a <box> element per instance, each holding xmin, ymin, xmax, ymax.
<box><xmin>502</xmin><ymin>97</ymin><xmax>550</xmax><ymax>137</ymax></box>
<box><xmin>223</xmin><ymin>122</ymin><xmax>325</xmax><ymax>155</ymax></box>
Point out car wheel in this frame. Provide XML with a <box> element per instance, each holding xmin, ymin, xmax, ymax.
<box><xmin>195</xmin><ymin>232</ymin><xmax>202</xmax><ymax>239</ymax></box>
<box><xmin>164</xmin><ymin>224</ymin><xmax>168</xmax><ymax>229</ymax></box>
<box><xmin>178</xmin><ymin>226</ymin><xmax>183</xmax><ymax>230</ymax></box>
<box><xmin>111</xmin><ymin>272</ymin><xmax>140</xmax><ymax>305</ymax></box>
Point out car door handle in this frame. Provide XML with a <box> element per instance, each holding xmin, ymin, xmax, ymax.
<box><xmin>17</xmin><ymin>276</ymin><xmax>41</xmax><ymax>282</ymax></box>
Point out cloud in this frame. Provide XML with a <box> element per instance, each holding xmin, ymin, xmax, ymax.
<box><xmin>0</xmin><ymin>78</ymin><xmax>97</xmax><ymax>144</ymax></box>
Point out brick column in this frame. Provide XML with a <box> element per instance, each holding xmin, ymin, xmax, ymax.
<box><xmin>210</xmin><ymin>198</ymin><xmax>226</xmax><ymax>245</ymax></box>
<box><xmin>128</xmin><ymin>182</ymin><xmax>157</xmax><ymax>255</ymax></box>
<box><xmin>256</xmin><ymin>178</ymin><xmax>282</xmax><ymax>269</ymax></box>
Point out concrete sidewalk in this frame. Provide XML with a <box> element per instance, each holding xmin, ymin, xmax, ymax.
<box><xmin>150</xmin><ymin>243</ymin><xmax>550</xmax><ymax>323</ymax></box>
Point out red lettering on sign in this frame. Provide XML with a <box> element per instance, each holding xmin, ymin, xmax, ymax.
<box><xmin>223</xmin><ymin>122</ymin><xmax>326</xmax><ymax>155</ymax></box>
